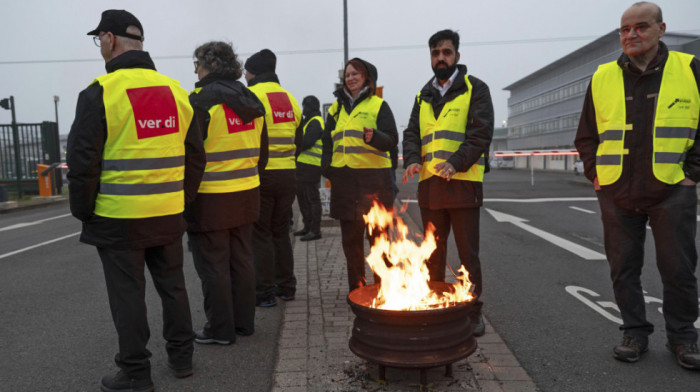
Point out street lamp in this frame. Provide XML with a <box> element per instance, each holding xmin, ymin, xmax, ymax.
<box><xmin>53</xmin><ymin>95</ymin><xmax>60</xmax><ymax>134</ymax></box>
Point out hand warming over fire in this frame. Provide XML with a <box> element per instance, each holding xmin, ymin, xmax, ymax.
<box><xmin>402</xmin><ymin>163</ymin><xmax>422</xmax><ymax>183</ymax></box>
<box><xmin>434</xmin><ymin>162</ymin><xmax>456</xmax><ymax>181</ymax></box>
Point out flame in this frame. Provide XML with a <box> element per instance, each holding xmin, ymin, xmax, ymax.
<box><xmin>362</xmin><ymin>201</ymin><xmax>474</xmax><ymax>310</ymax></box>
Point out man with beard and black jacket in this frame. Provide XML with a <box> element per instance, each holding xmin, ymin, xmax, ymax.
<box><xmin>575</xmin><ymin>2</ymin><xmax>700</xmax><ymax>369</ymax></box>
<box><xmin>186</xmin><ymin>41</ymin><xmax>268</xmax><ymax>346</ymax></box>
<box><xmin>294</xmin><ymin>95</ymin><xmax>324</xmax><ymax>242</ymax></box>
<box><xmin>402</xmin><ymin>29</ymin><xmax>493</xmax><ymax>337</ymax></box>
<box><xmin>244</xmin><ymin>49</ymin><xmax>302</xmax><ymax>307</ymax></box>
<box><xmin>68</xmin><ymin>10</ymin><xmax>205</xmax><ymax>392</ymax></box>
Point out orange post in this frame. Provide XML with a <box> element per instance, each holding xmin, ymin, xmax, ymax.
<box><xmin>37</xmin><ymin>164</ymin><xmax>54</xmax><ymax>197</ymax></box>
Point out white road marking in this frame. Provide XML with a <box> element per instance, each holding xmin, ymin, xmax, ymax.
<box><xmin>569</xmin><ymin>206</ymin><xmax>596</xmax><ymax>214</ymax></box>
<box><xmin>0</xmin><ymin>232</ymin><xmax>81</xmax><ymax>260</ymax></box>
<box><xmin>0</xmin><ymin>213</ymin><xmax>72</xmax><ymax>232</ymax></box>
<box><xmin>486</xmin><ymin>208</ymin><xmax>606</xmax><ymax>260</ymax></box>
<box><xmin>400</xmin><ymin>197</ymin><xmax>598</xmax><ymax>204</ymax></box>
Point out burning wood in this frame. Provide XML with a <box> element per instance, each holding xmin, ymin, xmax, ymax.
<box><xmin>362</xmin><ymin>202</ymin><xmax>474</xmax><ymax>310</ymax></box>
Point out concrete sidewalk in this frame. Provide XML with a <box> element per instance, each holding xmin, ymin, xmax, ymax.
<box><xmin>272</xmin><ymin>214</ymin><xmax>538</xmax><ymax>392</ymax></box>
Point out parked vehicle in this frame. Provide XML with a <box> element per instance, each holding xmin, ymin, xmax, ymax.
<box><xmin>491</xmin><ymin>156</ymin><xmax>514</xmax><ymax>169</ymax></box>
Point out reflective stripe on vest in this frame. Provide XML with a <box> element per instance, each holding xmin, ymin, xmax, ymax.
<box><xmin>248</xmin><ymin>82</ymin><xmax>301</xmax><ymax>170</ymax></box>
<box><xmin>191</xmin><ymin>88</ymin><xmax>264</xmax><ymax>193</ymax></box>
<box><xmin>329</xmin><ymin>96</ymin><xmax>391</xmax><ymax>169</ymax></box>
<box><xmin>297</xmin><ymin>116</ymin><xmax>323</xmax><ymax>167</ymax></box>
<box><xmin>94</xmin><ymin>68</ymin><xmax>192</xmax><ymax>219</ymax></box>
<box><xmin>418</xmin><ymin>75</ymin><xmax>484</xmax><ymax>182</ymax></box>
<box><xmin>592</xmin><ymin>51</ymin><xmax>700</xmax><ymax>185</ymax></box>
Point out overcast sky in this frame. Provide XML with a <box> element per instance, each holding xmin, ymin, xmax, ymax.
<box><xmin>1</xmin><ymin>0</ymin><xmax>699</xmax><ymax>139</ymax></box>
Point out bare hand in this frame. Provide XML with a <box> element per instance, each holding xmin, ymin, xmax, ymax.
<box><xmin>434</xmin><ymin>162</ymin><xmax>456</xmax><ymax>181</ymax></box>
<box><xmin>680</xmin><ymin>177</ymin><xmax>697</xmax><ymax>186</ymax></box>
<box><xmin>363</xmin><ymin>127</ymin><xmax>374</xmax><ymax>143</ymax></box>
<box><xmin>402</xmin><ymin>163</ymin><xmax>422</xmax><ymax>183</ymax></box>
<box><xmin>593</xmin><ymin>176</ymin><xmax>601</xmax><ymax>191</ymax></box>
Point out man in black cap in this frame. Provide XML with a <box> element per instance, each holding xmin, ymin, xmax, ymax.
<box><xmin>67</xmin><ymin>9</ymin><xmax>205</xmax><ymax>392</ymax></box>
<box><xmin>294</xmin><ymin>95</ymin><xmax>324</xmax><ymax>241</ymax></box>
<box><xmin>244</xmin><ymin>49</ymin><xmax>302</xmax><ymax>307</ymax></box>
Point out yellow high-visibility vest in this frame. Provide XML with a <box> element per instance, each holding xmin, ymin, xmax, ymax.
<box><xmin>191</xmin><ymin>87</ymin><xmax>264</xmax><ymax>193</ymax></box>
<box><xmin>329</xmin><ymin>96</ymin><xmax>391</xmax><ymax>169</ymax></box>
<box><xmin>297</xmin><ymin>116</ymin><xmax>323</xmax><ymax>167</ymax></box>
<box><xmin>94</xmin><ymin>68</ymin><xmax>193</xmax><ymax>219</ymax></box>
<box><xmin>418</xmin><ymin>75</ymin><xmax>484</xmax><ymax>182</ymax></box>
<box><xmin>592</xmin><ymin>51</ymin><xmax>700</xmax><ymax>185</ymax></box>
<box><xmin>248</xmin><ymin>82</ymin><xmax>301</xmax><ymax>170</ymax></box>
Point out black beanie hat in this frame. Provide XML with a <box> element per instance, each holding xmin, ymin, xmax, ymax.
<box><xmin>244</xmin><ymin>49</ymin><xmax>276</xmax><ymax>75</ymax></box>
<box><xmin>302</xmin><ymin>95</ymin><xmax>320</xmax><ymax>112</ymax></box>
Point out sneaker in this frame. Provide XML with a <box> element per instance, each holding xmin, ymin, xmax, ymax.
<box><xmin>167</xmin><ymin>361</ymin><xmax>193</xmax><ymax>379</ymax></box>
<box><xmin>613</xmin><ymin>336</ymin><xmax>648</xmax><ymax>363</ymax></box>
<box><xmin>100</xmin><ymin>370</ymin><xmax>154</xmax><ymax>392</ymax></box>
<box><xmin>194</xmin><ymin>330</ymin><xmax>232</xmax><ymax>345</ymax></box>
<box><xmin>278</xmin><ymin>293</ymin><xmax>295</xmax><ymax>301</ymax></box>
<box><xmin>256</xmin><ymin>296</ymin><xmax>277</xmax><ymax>307</ymax></box>
<box><xmin>293</xmin><ymin>229</ymin><xmax>309</xmax><ymax>236</ymax></box>
<box><xmin>300</xmin><ymin>232</ymin><xmax>322</xmax><ymax>241</ymax></box>
<box><xmin>666</xmin><ymin>342</ymin><xmax>700</xmax><ymax>370</ymax></box>
<box><xmin>472</xmin><ymin>314</ymin><xmax>485</xmax><ymax>337</ymax></box>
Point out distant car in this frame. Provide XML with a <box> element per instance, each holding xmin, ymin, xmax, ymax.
<box><xmin>573</xmin><ymin>160</ymin><xmax>584</xmax><ymax>175</ymax></box>
<box><xmin>490</xmin><ymin>156</ymin><xmax>514</xmax><ymax>169</ymax></box>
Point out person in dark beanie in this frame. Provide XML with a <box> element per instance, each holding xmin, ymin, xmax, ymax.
<box><xmin>244</xmin><ymin>49</ymin><xmax>302</xmax><ymax>307</ymax></box>
<box><xmin>68</xmin><ymin>9</ymin><xmax>205</xmax><ymax>392</ymax></box>
<box><xmin>294</xmin><ymin>95</ymin><xmax>324</xmax><ymax>241</ymax></box>
<box><xmin>186</xmin><ymin>41</ymin><xmax>268</xmax><ymax>346</ymax></box>
<box><xmin>320</xmin><ymin>58</ymin><xmax>398</xmax><ymax>292</ymax></box>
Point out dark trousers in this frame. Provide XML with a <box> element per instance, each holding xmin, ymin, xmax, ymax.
<box><xmin>98</xmin><ymin>241</ymin><xmax>194</xmax><ymax>380</ymax></box>
<box><xmin>340</xmin><ymin>219</ymin><xmax>382</xmax><ymax>292</ymax></box>
<box><xmin>253</xmin><ymin>177</ymin><xmax>297</xmax><ymax>300</ymax></box>
<box><xmin>597</xmin><ymin>186</ymin><xmax>698</xmax><ymax>344</ymax></box>
<box><xmin>420</xmin><ymin>207</ymin><xmax>483</xmax><ymax>316</ymax></box>
<box><xmin>297</xmin><ymin>180</ymin><xmax>322</xmax><ymax>234</ymax></box>
<box><xmin>188</xmin><ymin>224</ymin><xmax>256</xmax><ymax>341</ymax></box>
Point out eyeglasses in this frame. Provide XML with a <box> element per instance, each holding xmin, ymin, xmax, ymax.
<box><xmin>193</xmin><ymin>61</ymin><xmax>200</xmax><ymax>71</ymax></box>
<box><xmin>619</xmin><ymin>22</ymin><xmax>655</xmax><ymax>37</ymax></box>
<box><xmin>93</xmin><ymin>35</ymin><xmax>101</xmax><ymax>47</ymax></box>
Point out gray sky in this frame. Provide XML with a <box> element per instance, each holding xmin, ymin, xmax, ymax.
<box><xmin>1</xmin><ymin>0</ymin><xmax>699</xmax><ymax>138</ymax></box>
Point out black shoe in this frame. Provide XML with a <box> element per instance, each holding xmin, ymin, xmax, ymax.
<box><xmin>256</xmin><ymin>296</ymin><xmax>277</xmax><ymax>307</ymax></box>
<box><xmin>278</xmin><ymin>293</ymin><xmax>295</xmax><ymax>301</ymax></box>
<box><xmin>293</xmin><ymin>229</ymin><xmax>309</xmax><ymax>236</ymax></box>
<box><xmin>167</xmin><ymin>361</ymin><xmax>193</xmax><ymax>379</ymax></box>
<box><xmin>472</xmin><ymin>314</ymin><xmax>485</xmax><ymax>337</ymax></box>
<box><xmin>100</xmin><ymin>370</ymin><xmax>154</xmax><ymax>392</ymax></box>
<box><xmin>194</xmin><ymin>330</ymin><xmax>232</xmax><ymax>345</ymax></box>
<box><xmin>300</xmin><ymin>232</ymin><xmax>322</xmax><ymax>241</ymax></box>
<box><xmin>235</xmin><ymin>327</ymin><xmax>254</xmax><ymax>336</ymax></box>
<box><xmin>613</xmin><ymin>336</ymin><xmax>648</xmax><ymax>363</ymax></box>
<box><xmin>667</xmin><ymin>342</ymin><xmax>700</xmax><ymax>370</ymax></box>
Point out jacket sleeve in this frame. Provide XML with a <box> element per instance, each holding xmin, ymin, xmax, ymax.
<box><xmin>446</xmin><ymin>76</ymin><xmax>494</xmax><ymax>172</ymax></box>
<box><xmin>365</xmin><ymin>101</ymin><xmax>398</xmax><ymax>152</ymax></box>
<box><xmin>682</xmin><ymin>57</ymin><xmax>700</xmax><ymax>182</ymax></box>
<box><xmin>573</xmin><ymin>83</ymin><xmax>599</xmax><ymax>182</ymax></box>
<box><xmin>66</xmin><ymin>83</ymin><xmax>105</xmax><ymax>222</ymax></box>
<box><xmin>402</xmin><ymin>96</ymin><xmax>422</xmax><ymax>168</ymax></box>
<box><xmin>183</xmin><ymin>111</ymin><xmax>206</xmax><ymax>205</ymax></box>
<box><xmin>258</xmin><ymin>120</ymin><xmax>269</xmax><ymax>172</ymax></box>
<box><xmin>321</xmin><ymin>111</ymin><xmax>336</xmax><ymax>178</ymax></box>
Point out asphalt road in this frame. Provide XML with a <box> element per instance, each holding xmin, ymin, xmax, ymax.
<box><xmin>397</xmin><ymin>168</ymin><xmax>700</xmax><ymax>392</ymax></box>
<box><xmin>0</xmin><ymin>201</ymin><xmax>282</xmax><ymax>392</ymax></box>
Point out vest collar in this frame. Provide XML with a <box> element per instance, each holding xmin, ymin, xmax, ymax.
<box><xmin>105</xmin><ymin>50</ymin><xmax>156</xmax><ymax>73</ymax></box>
<box><xmin>247</xmin><ymin>72</ymin><xmax>280</xmax><ymax>87</ymax></box>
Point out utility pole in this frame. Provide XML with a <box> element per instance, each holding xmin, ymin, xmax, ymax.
<box><xmin>53</xmin><ymin>95</ymin><xmax>60</xmax><ymax>135</ymax></box>
<box><xmin>0</xmin><ymin>96</ymin><xmax>22</xmax><ymax>199</ymax></box>
<box><xmin>343</xmin><ymin>0</ymin><xmax>348</xmax><ymax>65</ymax></box>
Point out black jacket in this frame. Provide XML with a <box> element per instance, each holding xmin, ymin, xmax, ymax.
<box><xmin>321</xmin><ymin>83</ymin><xmax>399</xmax><ymax>221</ymax></box>
<box><xmin>574</xmin><ymin>42</ymin><xmax>700</xmax><ymax>210</ymax></box>
<box><xmin>402</xmin><ymin>64</ymin><xmax>494</xmax><ymax>209</ymax></box>
<box><xmin>296</xmin><ymin>112</ymin><xmax>323</xmax><ymax>183</ymax></box>
<box><xmin>66</xmin><ymin>50</ymin><xmax>206</xmax><ymax>249</ymax></box>
<box><xmin>184</xmin><ymin>73</ymin><xmax>268</xmax><ymax>232</ymax></box>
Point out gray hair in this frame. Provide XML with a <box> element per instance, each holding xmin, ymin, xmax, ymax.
<box><xmin>115</xmin><ymin>25</ymin><xmax>143</xmax><ymax>50</ymax></box>
<box><xmin>193</xmin><ymin>41</ymin><xmax>242</xmax><ymax>78</ymax></box>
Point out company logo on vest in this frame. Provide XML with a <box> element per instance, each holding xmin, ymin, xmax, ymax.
<box><xmin>224</xmin><ymin>104</ymin><xmax>255</xmax><ymax>133</ymax></box>
<box><xmin>127</xmin><ymin>86</ymin><xmax>180</xmax><ymax>139</ymax></box>
<box><xmin>267</xmin><ymin>92</ymin><xmax>295</xmax><ymax>124</ymax></box>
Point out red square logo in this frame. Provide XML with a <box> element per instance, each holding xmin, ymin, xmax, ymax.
<box><xmin>223</xmin><ymin>104</ymin><xmax>255</xmax><ymax>133</ymax></box>
<box><xmin>267</xmin><ymin>92</ymin><xmax>295</xmax><ymax>124</ymax></box>
<box><xmin>126</xmin><ymin>86</ymin><xmax>179</xmax><ymax>139</ymax></box>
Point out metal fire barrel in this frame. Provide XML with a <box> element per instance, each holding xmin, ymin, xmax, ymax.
<box><xmin>347</xmin><ymin>282</ymin><xmax>476</xmax><ymax>368</ymax></box>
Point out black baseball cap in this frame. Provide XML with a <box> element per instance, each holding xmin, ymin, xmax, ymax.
<box><xmin>87</xmin><ymin>10</ymin><xmax>144</xmax><ymax>41</ymax></box>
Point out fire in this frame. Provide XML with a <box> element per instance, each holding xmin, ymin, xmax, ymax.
<box><xmin>362</xmin><ymin>201</ymin><xmax>473</xmax><ymax>310</ymax></box>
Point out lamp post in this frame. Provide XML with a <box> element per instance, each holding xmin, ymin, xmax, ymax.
<box><xmin>0</xmin><ymin>96</ymin><xmax>22</xmax><ymax>199</ymax></box>
<box><xmin>53</xmin><ymin>95</ymin><xmax>59</xmax><ymax>134</ymax></box>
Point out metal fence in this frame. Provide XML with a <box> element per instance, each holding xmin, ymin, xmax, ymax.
<box><xmin>0</xmin><ymin>121</ymin><xmax>61</xmax><ymax>195</ymax></box>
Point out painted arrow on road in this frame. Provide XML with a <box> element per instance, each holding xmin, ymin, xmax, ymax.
<box><xmin>485</xmin><ymin>208</ymin><xmax>607</xmax><ymax>260</ymax></box>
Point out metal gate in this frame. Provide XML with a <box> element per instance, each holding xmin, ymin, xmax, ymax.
<box><xmin>0</xmin><ymin>121</ymin><xmax>61</xmax><ymax>196</ymax></box>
